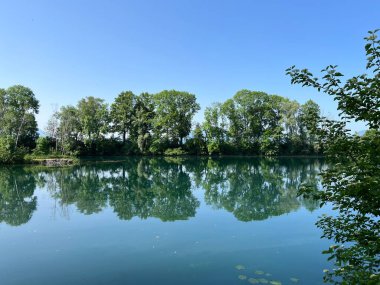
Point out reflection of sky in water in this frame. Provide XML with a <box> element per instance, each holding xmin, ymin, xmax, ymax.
<box><xmin>0</xmin><ymin>158</ymin><xmax>330</xmax><ymax>285</ymax></box>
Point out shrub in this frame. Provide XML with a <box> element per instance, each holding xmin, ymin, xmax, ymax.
<box><xmin>0</xmin><ymin>137</ymin><xmax>26</xmax><ymax>163</ymax></box>
<box><xmin>164</xmin><ymin>147</ymin><xmax>187</xmax><ymax>156</ymax></box>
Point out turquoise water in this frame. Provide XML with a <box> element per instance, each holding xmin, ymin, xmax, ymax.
<box><xmin>0</xmin><ymin>157</ymin><xmax>331</xmax><ymax>285</ymax></box>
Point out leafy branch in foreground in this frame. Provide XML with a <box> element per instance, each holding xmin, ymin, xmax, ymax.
<box><xmin>287</xmin><ymin>29</ymin><xmax>380</xmax><ymax>284</ymax></box>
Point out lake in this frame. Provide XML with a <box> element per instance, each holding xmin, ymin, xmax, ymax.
<box><xmin>0</xmin><ymin>157</ymin><xmax>331</xmax><ymax>285</ymax></box>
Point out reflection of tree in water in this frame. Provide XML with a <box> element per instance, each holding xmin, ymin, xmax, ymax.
<box><xmin>0</xmin><ymin>166</ymin><xmax>37</xmax><ymax>226</ymax></box>
<box><xmin>107</xmin><ymin>158</ymin><xmax>199</xmax><ymax>221</ymax></box>
<box><xmin>202</xmin><ymin>157</ymin><xmax>322</xmax><ymax>221</ymax></box>
<box><xmin>38</xmin><ymin>165</ymin><xmax>109</xmax><ymax>215</ymax></box>
<box><xmin>0</xmin><ymin>157</ymin><xmax>322</xmax><ymax>226</ymax></box>
<box><xmin>107</xmin><ymin>159</ymin><xmax>156</xmax><ymax>220</ymax></box>
<box><xmin>39</xmin><ymin>158</ymin><xmax>199</xmax><ymax>222</ymax></box>
<box><xmin>149</xmin><ymin>158</ymin><xmax>199</xmax><ymax>221</ymax></box>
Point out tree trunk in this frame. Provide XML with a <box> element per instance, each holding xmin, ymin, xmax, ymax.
<box><xmin>15</xmin><ymin>112</ymin><xmax>26</xmax><ymax>148</ymax></box>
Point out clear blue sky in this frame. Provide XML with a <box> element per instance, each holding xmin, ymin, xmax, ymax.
<box><xmin>1</xmin><ymin>0</ymin><xmax>379</xmax><ymax>132</ymax></box>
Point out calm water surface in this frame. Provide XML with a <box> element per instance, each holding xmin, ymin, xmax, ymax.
<box><xmin>0</xmin><ymin>157</ymin><xmax>331</xmax><ymax>285</ymax></box>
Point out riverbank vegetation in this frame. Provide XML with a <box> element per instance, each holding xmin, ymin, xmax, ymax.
<box><xmin>0</xmin><ymin>86</ymin><xmax>323</xmax><ymax>163</ymax></box>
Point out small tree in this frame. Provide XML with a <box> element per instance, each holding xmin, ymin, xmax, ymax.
<box><xmin>34</xmin><ymin>137</ymin><xmax>50</xmax><ymax>155</ymax></box>
<box><xmin>286</xmin><ymin>30</ymin><xmax>380</xmax><ymax>284</ymax></box>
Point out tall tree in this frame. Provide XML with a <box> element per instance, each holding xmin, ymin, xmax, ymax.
<box><xmin>221</xmin><ymin>98</ymin><xmax>241</xmax><ymax>147</ymax></box>
<box><xmin>57</xmin><ymin>106</ymin><xmax>81</xmax><ymax>154</ymax></box>
<box><xmin>190</xmin><ymin>123</ymin><xmax>207</xmax><ymax>155</ymax></box>
<box><xmin>153</xmin><ymin>90</ymin><xmax>200</xmax><ymax>146</ymax></box>
<box><xmin>17</xmin><ymin>113</ymin><xmax>39</xmax><ymax>149</ymax></box>
<box><xmin>77</xmin><ymin>96</ymin><xmax>109</xmax><ymax>141</ymax></box>
<box><xmin>234</xmin><ymin>90</ymin><xmax>268</xmax><ymax>145</ymax></box>
<box><xmin>133</xmin><ymin>92</ymin><xmax>155</xmax><ymax>153</ymax></box>
<box><xmin>110</xmin><ymin>91</ymin><xmax>136</xmax><ymax>144</ymax></box>
<box><xmin>45</xmin><ymin>112</ymin><xmax>60</xmax><ymax>152</ymax></box>
<box><xmin>2</xmin><ymin>85</ymin><xmax>39</xmax><ymax>148</ymax></box>
<box><xmin>203</xmin><ymin>90</ymin><xmax>321</xmax><ymax>155</ymax></box>
<box><xmin>280</xmin><ymin>98</ymin><xmax>300</xmax><ymax>153</ymax></box>
<box><xmin>298</xmin><ymin>100</ymin><xmax>321</xmax><ymax>153</ymax></box>
<box><xmin>259</xmin><ymin>95</ymin><xmax>284</xmax><ymax>155</ymax></box>
<box><xmin>203</xmin><ymin>103</ymin><xmax>227</xmax><ymax>154</ymax></box>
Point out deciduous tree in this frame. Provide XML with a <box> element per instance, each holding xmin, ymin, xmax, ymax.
<box><xmin>286</xmin><ymin>29</ymin><xmax>380</xmax><ymax>284</ymax></box>
<box><xmin>153</xmin><ymin>90</ymin><xmax>200</xmax><ymax>147</ymax></box>
<box><xmin>110</xmin><ymin>91</ymin><xmax>136</xmax><ymax>144</ymax></box>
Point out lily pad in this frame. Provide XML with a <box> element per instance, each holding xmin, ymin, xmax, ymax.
<box><xmin>238</xmin><ymin>275</ymin><xmax>247</xmax><ymax>280</ymax></box>
<box><xmin>235</xmin><ymin>264</ymin><xmax>246</xmax><ymax>270</ymax></box>
<box><xmin>258</xmin><ymin>278</ymin><xmax>269</xmax><ymax>284</ymax></box>
<box><xmin>290</xmin><ymin>277</ymin><xmax>299</xmax><ymax>283</ymax></box>
<box><xmin>269</xmin><ymin>281</ymin><xmax>282</xmax><ymax>285</ymax></box>
<box><xmin>254</xmin><ymin>270</ymin><xmax>265</xmax><ymax>275</ymax></box>
<box><xmin>248</xmin><ymin>278</ymin><xmax>260</xmax><ymax>284</ymax></box>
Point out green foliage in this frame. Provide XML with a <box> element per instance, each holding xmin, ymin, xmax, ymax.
<box><xmin>287</xmin><ymin>29</ymin><xmax>380</xmax><ymax>284</ymax></box>
<box><xmin>0</xmin><ymin>83</ymin><xmax>325</xmax><ymax>160</ymax></box>
<box><xmin>3</xmin><ymin>85</ymin><xmax>39</xmax><ymax>148</ymax></box>
<box><xmin>153</xmin><ymin>90</ymin><xmax>200</xmax><ymax>146</ymax></box>
<box><xmin>55</xmin><ymin>105</ymin><xmax>81</xmax><ymax>155</ymax></box>
<box><xmin>0</xmin><ymin>137</ymin><xmax>26</xmax><ymax>163</ymax></box>
<box><xmin>17</xmin><ymin>113</ymin><xmax>39</xmax><ymax>150</ymax></box>
<box><xmin>184</xmin><ymin>123</ymin><xmax>207</xmax><ymax>155</ymax></box>
<box><xmin>298</xmin><ymin>100</ymin><xmax>321</xmax><ymax>153</ymax></box>
<box><xmin>203</xmin><ymin>103</ymin><xmax>227</xmax><ymax>154</ymax></box>
<box><xmin>0</xmin><ymin>137</ymin><xmax>17</xmax><ymax>163</ymax></box>
<box><xmin>133</xmin><ymin>93</ymin><xmax>155</xmax><ymax>153</ymax></box>
<box><xmin>260</xmin><ymin>127</ymin><xmax>282</xmax><ymax>156</ymax></box>
<box><xmin>0</xmin><ymin>85</ymin><xmax>40</xmax><ymax>164</ymax></box>
<box><xmin>164</xmin><ymin>147</ymin><xmax>188</xmax><ymax>156</ymax></box>
<box><xmin>110</xmin><ymin>91</ymin><xmax>136</xmax><ymax>143</ymax></box>
<box><xmin>202</xmin><ymin>91</ymin><xmax>321</xmax><ymax>155</ymax></box>
<box><xmin>33</xmin><ymin>137</ymin><xmax>50</xmax><ymax>155</ymax></box>
<box><xmin>51</xmin><ymin>90</ymin><xmax>202</xmax><ymax>156</ymax></box>
<box><xmin>149</xmin><ymin>137</ymin><xmax>170</xmax><ymax>155</ymax></box>
<box><xmin>77</xmin><ymin>96</ymin><xmax>109</xmax><ymax>141</ymax></box>
<box><xmin>0</xmin><ymin>85</ymin><xmax>39</xmax><ymax>156</ymax></box>
<box><xmin>41</xmin><ymin>86</ymin><xmax>323</xmax><ymax>158</ymax></box>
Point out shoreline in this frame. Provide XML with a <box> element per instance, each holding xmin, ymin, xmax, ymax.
<box><xmin>0</xmin><ymin>154</ymin><xmax>324</xmax><ymax>166</ymax></box>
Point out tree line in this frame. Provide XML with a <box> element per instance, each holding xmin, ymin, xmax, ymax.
<box><xmin>0</xmin><ymin>86</ymin><xmax>322</xmax><ymax>162</ymax></box>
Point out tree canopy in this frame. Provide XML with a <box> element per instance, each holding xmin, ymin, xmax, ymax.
<box><xmin>202</xmin><ymin>90</ymin><xmax>320</xmax><ymax>155</ymax></box>
<box><xmin>0</xmin><ymin>85</ymin><xmax>39</xmax><ymax>163</ymax></box>
<box><xmin>0</xmin><ymin>84</ymin><xmax>324</xmax><ymax>160</ymax></box>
